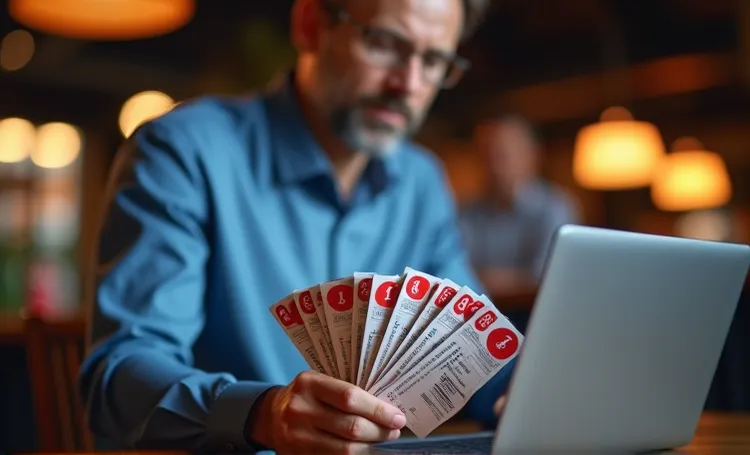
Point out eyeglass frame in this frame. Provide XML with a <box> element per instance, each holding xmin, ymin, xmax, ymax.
<box><xmin>318</xmin><ymin>0</ymin><xmax>472</xmax><ymax>89</ymax></box>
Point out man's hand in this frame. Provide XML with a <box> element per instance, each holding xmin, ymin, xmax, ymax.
<box><xmin>494</xmin><ymin>395</ymin><xmax>507</xmax><ymax>417</ymax></box>
<box><xmin>248</xmin><ymin>370</ymin><xmax>406</xmax><ymax>454</ymax></box>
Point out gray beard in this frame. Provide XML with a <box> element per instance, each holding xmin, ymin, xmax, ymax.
<box><xmin>330</xmin><ymin>107</ymin><xmax>414</xmax><ymax>158</ymax></box>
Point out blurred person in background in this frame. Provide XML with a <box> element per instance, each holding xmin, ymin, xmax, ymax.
<box><xmin>459</xmin><ymin>114</ymin><xmax>580</xmax><ymax>298</ymax></box>
<box><xmin>78</xmin><ymin>0</ymin><xmax>514</xmax><ymax>453</ymax></box>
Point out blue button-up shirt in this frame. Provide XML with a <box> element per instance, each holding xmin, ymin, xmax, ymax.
<box><xmin>79</xmin><ymin>75</ymin><xmax>515</xmax><ymax>453</ymax></box>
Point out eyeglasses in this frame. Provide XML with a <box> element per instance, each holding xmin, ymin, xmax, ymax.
<box><xmin>319</xmin><ymin>1</ymin><xmax>471</xmax><ymax>89</ymax></box>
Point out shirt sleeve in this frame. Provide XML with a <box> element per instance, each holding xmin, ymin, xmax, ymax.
<box><xmin>78</xmin><ymin>119</ymin><xmax>276</xmax><ymax>453</ymax></box>
<box><xmin>420</xmin><ymin>158</ymin><xmax>516</xmax><ymax>427</ymax></box>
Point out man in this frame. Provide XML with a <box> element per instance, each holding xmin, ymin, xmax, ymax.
<box><xmin>459</xmin><ymin>114</ymin><xmax>579</xmax><ymax>297</ymax></box>
<box><xmin>79</xmin><ymin>0</ymin><xmax>512</xmax><ymax>453</ymax></box>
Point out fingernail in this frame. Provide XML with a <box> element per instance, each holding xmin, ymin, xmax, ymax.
<box><xmin>391</xmin><ymin>413</ymin><xmax>407</xmax><ymax>428</ymax></box>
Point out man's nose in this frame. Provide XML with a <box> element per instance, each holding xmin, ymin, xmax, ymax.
<box><xmin>386</xmin><ymin>56</ymin><xmax>423</xmax><ymax>95</ymax></box>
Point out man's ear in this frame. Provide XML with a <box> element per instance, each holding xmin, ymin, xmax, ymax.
<box><xmin>291</xmin><ymin>0</ymin><xmax>323</xmax><ymax>53</ymax></box>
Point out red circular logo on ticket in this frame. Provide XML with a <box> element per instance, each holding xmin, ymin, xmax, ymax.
<box><xmin>452</xmin><ymin>294</ymin><xmax>473</xmax><ymax>315</ymax></box>
<box><xmin>358</xmin><ymin>278</ymin><xmax>373</xmax><ymax>301</ymax></box>
<box><xmin>277</xmin><ymin>301</ymin><xmax>302</xmax><ymax>327</ymax></box>
<box><xmin>375</xmin><ymin>281</ymin><xmax>400</xmax><ymax>308</ymax></box>
<box><xmin>464</xmin><ymin>301</ymin><xmax>485</xmax><ymax>321</ymax></box>
<box><xmin>327</xmin><ymin>284</ymin><xmax>354</xmax><ymax>311</ymax></box>
<box><xmin>435</xmin><ymin>286</ymin><xmax>457</xmax><ymax>308</ymax></box>
<box><xmin>474</xmin><ymin>310</ymin><xmax>498</xmax><ymax>332</ymax></box>
<box><xmin>405</xmin><ymin>276</ymin><xmax>430</xmax><ymax>300</ymax></box>
<box><xmin>298</xmin><ymin>291</ymin><xmax>316</xmax><ymax>314</ymax></box>
<box><xmin>487</xmin><ymin>328</ymin><xmax>519</xmax><ymax>360</ymax></box>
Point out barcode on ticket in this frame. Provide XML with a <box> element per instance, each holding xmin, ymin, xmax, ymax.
<box><xmin>421</xmin><ymin>373</ymin><xmax>461</xmax><ymax>420</ymax></box>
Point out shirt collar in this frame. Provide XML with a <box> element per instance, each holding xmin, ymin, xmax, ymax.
<box><xmin>261</xmin><ymin>72</ymin><xmax>402</xmax><ymax>187</ymax></box>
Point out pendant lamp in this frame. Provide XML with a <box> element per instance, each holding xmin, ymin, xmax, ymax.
<box><xmin>31</xmin><ymin>122</ymin><xmax>82</xmax><ymax>169</ymax></box>
<box><xmin>8</xmin><ymin>0</ymin><xmax>195</xmax><ymax>41</ymax></box>
<box><xmin>0</xmin><ymin>117</ymin><xmax>35</xmax><ymax>163</ymax></box>
<box><xmin>651</xmin><ymin>137</ymin><xmax>732</xmax><ymax>212</ymax></box>
<box><xmin>118</xmin><ymin>90</ymin><xmax>176</xmax><ymax>138</ymax></box>
<box><xmin>573</xmin><ymin>106</ymin><xmax>666</xmax><ymax>190</ymax></box>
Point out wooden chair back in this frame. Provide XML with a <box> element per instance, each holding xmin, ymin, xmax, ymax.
<box><xmin>24</xmin><ymin>315</ymin><xmax>94</xmax><ymax>453</ymax></box>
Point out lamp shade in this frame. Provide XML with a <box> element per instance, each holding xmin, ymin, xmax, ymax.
<box><xmin>0</xmin><ymin>117</ymin><xmax>35</xmax><ymax>163</ymax></box>
<box><xmin>119</xmin><ymin>90</ymin><xmax>176</xmax><ymax>138</ymax></box>
<box><xmin>8</xmin><ymin>0</ymin><xmax>195</xmax><ymax>41</ymax></box>
<box><xmin>573</xmin><ymin>107</ymin><xmax>666</xmax><ymax>190</ymax></box>
<box><xmin>31</xmin><ymin>122</ymin><xmax>82</xmax><ymax>169</ymax></box>
<box><xmin>651</xmin><ymin>148</ymin><xmax>732</xmax><ymax>212</ymax></box>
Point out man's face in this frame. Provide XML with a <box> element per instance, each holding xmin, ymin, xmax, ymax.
<box><xmin>477</xmin><ymin>118</ymin><xmax>538</xmax><ymax>187</ymax></box>
<box><xmin>312</xmin><ymin>0</ymin><xmax>464</xmax><ymax>156</ymax></box>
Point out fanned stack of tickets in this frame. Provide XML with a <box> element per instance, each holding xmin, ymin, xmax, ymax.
<box><xmin>269</xmin><ymin>266</ymin><xmax>523</xmax><ymax>438</ymax></box>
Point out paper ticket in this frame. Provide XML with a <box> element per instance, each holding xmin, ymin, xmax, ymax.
<box><xmin>366</xmin><ymin>267</ymin><xmax>441</xmax><ymax>389</ymax></box>
<box><xmin>350</xmin><ymin>272</ymin><xmax>374</xmax><ymax>384</ymax></box>
<box><xmin>293</xmin><ymin>287</ymin><xmax>339</xmax><ymax>377</ymax></box>
<box><xmin>375</xmin><ymin>278</ymin><xmax>460</xmax><ymax>384</ymax></box>
<box><xmin>357</xmin><ymin>273</ymin><xmax>402</xmax><ymax>388</ymax></box>
<box><xmin>313</xmin><ymin>284</ymin><xmax>341</xmax><ymax>379</ymax></box>
<box><xmin>269</xmin><ymin>295</ymin><xmax>327</xmax><ymax>374</ymax></box>
<box><xmin>376</xmin><ymin>305</ymin><xmax>523</xmax><ymax>438</ymax></box>
<box><xmin>320</xmin><ymin>276</ymin><xmax>355</xmax><ymax>383</ymax></box>
<box><xmin>369</xmin><ymin>287</ymin><xmax>486</xmax><ymax>395</ymax></box>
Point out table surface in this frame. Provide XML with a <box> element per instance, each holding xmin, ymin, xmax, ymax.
<box><xmin>676</xmin><ymin>412</ymin><xmax>750</xmax><ymax>454</ymax></box>
<box><xmin>408</xmin><ymin>412</ymin><xmax>750</xmax><ymax>454</ymax></box>
<box><xmin>22</xmin><ymin>413</ymin><xmax>750</xmax><ymax>454</ymax></box>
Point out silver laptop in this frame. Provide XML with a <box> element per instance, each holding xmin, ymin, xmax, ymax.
<box><xmin>374</xmin><ymin>224</ymin><xmax>750</xmax><ymax>454</ymax></box>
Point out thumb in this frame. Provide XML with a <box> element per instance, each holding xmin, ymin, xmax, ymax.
<box><xmin>493</xmin><ymin>395</ymin><xmax>507</xmax><ymax>416</ymax></box>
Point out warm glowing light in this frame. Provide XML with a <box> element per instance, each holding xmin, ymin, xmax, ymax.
<box><xmin>8</xmin><ymin>0</ymin><xmax>195</xmax><ymax>41</ymax></box>
<box><xmin>675</xmin><ymin>210</ymin><xmax>733</xmax><ymax>242</ymax></box>
<box><xmin>119</xmin><ymin>90</ymin><xmax>175</xmax><ymax>138</ymax></box>
<box><xmin>0</xmin><ymin>117</ymin><xmax>36</xmax><ymax>163</ymax></box>
<box><xmin>0</xmin><ymin>29</ymin><xmax>34</xmax><ymax>71</ymax></box>
<box><xmin>651</xmin><ymin>138</ymin><xmax>732</xmax><ymax>212</ymax></box>
<box><xmin>573</xmin><ymin>106</ymin><xmax>666</xmax><ymax>190</ymax></box>
<box><xmin>31</xmin><ymin>122</ymin><xmax>82</xmax><ymax>169</ymax></box>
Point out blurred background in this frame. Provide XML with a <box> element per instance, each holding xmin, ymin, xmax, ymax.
<box><xmin>0</xmin><ymin>0</ymin><xmax>748</xmax><ymax>452</ymax></box>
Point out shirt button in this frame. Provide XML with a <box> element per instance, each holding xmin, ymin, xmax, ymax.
<box><xmin>224</xmin><ymin>442</ymin><xmax>236</xmax><ymax>452</ymax></box>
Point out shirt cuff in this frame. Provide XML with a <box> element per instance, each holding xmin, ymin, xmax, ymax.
<box><xmin>206</xmin><ymin>381</ymin><xmax>277</xmax><ymax>453</ymax></box>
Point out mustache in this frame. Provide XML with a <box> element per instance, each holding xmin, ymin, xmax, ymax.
<box><xmin>357</xmin><ymin>96</ymin><xmax>414</xmax><ymax>124</ymax></box>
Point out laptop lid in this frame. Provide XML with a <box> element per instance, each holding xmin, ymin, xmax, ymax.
<box><xmin>492</xmin><ymin>225</ymin><xmax>750</xmax><ymax>453</ymax></box>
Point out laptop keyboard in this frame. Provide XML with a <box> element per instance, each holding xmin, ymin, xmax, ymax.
<box><xmin>372</xmin><ymin>434</ymin><xmax>494</xmax><ymax>454</ymax></box>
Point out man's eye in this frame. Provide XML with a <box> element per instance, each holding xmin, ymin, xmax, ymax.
<box><xmin>423</xmin><ymin>53</ymin><xmax>448</xmax><ymax>69</ymax></box>
<box><xmin>363</xmin><ymin>29</ymin><xmax>400</xmax><ymax>49</ymax></box>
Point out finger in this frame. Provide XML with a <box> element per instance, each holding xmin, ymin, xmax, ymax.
<box><xmin>312</xmin><ymin>429</ymin><xmax>372</xmax><ymax>455</ymax></box>
<box><xmin>311</xmin><ymin>376</ymin><xmax>406</xmax><ymax>430</ymax></box>
<box><xmin>280</xmin><ymin>428</ymin><xmax>372</xmax><ymax>455</ymax></box>
<box><xmin>277</xmin><ymin>429</ymin><xmax>370</xmax><ymax>455</ymax></box>
<box><xmin>494</xmin><ymin>395</ymin><xmax>507</xmax><ymax>416</ymax></box>
<box><xmin>313</xmin><ymin>403</ymin><xmax>402</xmax><ymax>442</ymax></box>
